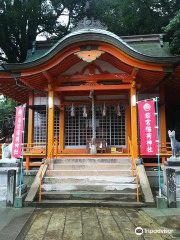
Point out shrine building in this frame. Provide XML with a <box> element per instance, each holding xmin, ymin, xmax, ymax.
<box><xmin>0</xmin><ymin>17</ymin><xmax>180</xmax><ymax>171</ymax></box>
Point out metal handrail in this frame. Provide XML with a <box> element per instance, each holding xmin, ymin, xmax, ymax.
<box><xmin>128</xmin><ymin>136</ymin><xmax>139</xmax><ymax>202</ymax></box>
<box><xmin>39</xmin><ymin>138</ymin><xmax>58</xmax><ymax>202</ymax></box>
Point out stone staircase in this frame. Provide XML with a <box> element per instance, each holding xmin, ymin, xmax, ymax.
<box><xmin>33</xmin><ymin>157</ymin><xmax>145</xmax><ymax>207</ymax></box>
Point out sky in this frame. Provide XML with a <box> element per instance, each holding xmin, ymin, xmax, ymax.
<box><xmin>36</xmin><ymin>11</ymin><xmax>69</xmax><ymax>40</ymax></box>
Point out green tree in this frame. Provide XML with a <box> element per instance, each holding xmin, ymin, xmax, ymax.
<box><xmin>0</xmin><ymin>96</ymin><xmax>17</xmax><ymax>128</ymax></box>
<box><xmin>0</xmin><ymin>0</ymin><xmax>180</xmax><ymax>63</ymax></box>
<box><xmin>164</xmin><ymin>10</ymin><xmax>180</xmax><ymax>55</ymax></box>
<box><xmin>88</xmin><ymin>0</ymin><xmax>180</xmax><ymax>36</ymax></box>
<box><xmin>0</xmin><ymin>0</ymin><xmax>86</xmax><ymax>63</ymax></box>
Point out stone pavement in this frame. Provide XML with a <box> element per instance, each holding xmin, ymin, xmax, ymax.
<box><xmin>0</xmin><ymin>201</ymin><xmax>35</xmax><ymax>240</ymax></box>
<box><xmin>21</xmin><ymin>207</ymin><xmax>180</xmax><ymax>240</ymax></box>
<box><xmin>1</xmin><ymin>204</ymin><xmax>180</xmax><ymax>240</ymax></box>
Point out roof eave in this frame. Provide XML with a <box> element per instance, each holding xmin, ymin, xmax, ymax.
<box><xmin>1</xmin><ymin>29</ymin><xmax>180</xmax><ymax>72</ymax></box>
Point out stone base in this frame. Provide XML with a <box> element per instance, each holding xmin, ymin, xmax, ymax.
<box><xmin>0</xmin><ymin>167</ymin><xmax>21</xmax><ymax>186</ymax></box>
<box><xmin>162</xmin><ymin>183</ymin><xmax>180</xmax><ymax>198</ymax></box>
<box><xmin>0</xmin><ymin>164</ymin><xmax>27</xmax><ymax>202</ymax></box>
<box><xmin>156</xmin><ymin>195</ymin><xmax>167</xmax><ymax>209</ymax></box>
<box><xmin>162</xmin><ymin>163</ymin><xmax>180</xmax><ymax>186</ymax></box>
<box><xmin>0</xmin><ymin>184</ymin><xmax>27</xmax><ymax>201</ymax></box>
<box><xmin>14</xmin><ymin>192</ymin><xmax>27</xmax><ymax>208</ymax></box>
<box><xmin>165</xmin><ymin>158</ymin><xmax>180</xmax><ymax>166</ymax></box>
<box><xmin>0</xmin><ymin>159</ymin><xmax>20</xmax><ymax>164</ymax></box>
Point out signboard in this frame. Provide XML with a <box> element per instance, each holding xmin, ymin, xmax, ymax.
<box><xmin>11</xmin><ymin>105</ymin><xmax>25</xmax><ymax>158</ymax></box>
<box><xmin>138</xmin><ymin>100</ymin><xmax>157</xmax><ymax>155</ymax></box>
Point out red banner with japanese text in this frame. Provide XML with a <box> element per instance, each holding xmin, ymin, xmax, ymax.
<box><xmin>138</xmin><ymin>100</ymin><xmax>157</xmax><ymax>155</ymax></box>
<box><xmin>11</xmin><ymin>105</ymin><xmax>25</xmax><ymax>158</ymax></box>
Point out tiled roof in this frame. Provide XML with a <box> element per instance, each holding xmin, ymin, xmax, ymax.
<box><xmin>24</xmin><ymin>33</ymin><xmax>173</xmax><ymax>63</ymax></box>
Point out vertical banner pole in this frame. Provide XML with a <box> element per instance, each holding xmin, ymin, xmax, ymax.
<box><xmin>155</xmin><ymin>97</ymin><xmax>161</xmax><ymax>197</ymax></box>
<box><xmin>19</xmin><ymin>104</ymin><xmax>26</xmax><ymax>197</ymax></box>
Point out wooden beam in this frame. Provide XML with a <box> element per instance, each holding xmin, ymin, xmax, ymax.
<box><xmin>131</xmin><ymin>68</ymin><xmax>139</xmax><ymax>80</ymax></box>
<box><xmin>54</xmin><ymin>92</ymin><xmax>63</xmax><ymax>101</ymax></box>
<box><xmin>62</xmin><ymin>100</ymin><xmax>126</xmax><ymax>106</ymax></box>
<box><xmin>55</xmin><ymin>90</ymin><xmax>128</xmax><ymax>97</ymax></box>
<box><xmin>52</xmin><ymin>84</ymin><xmax>131</xmax><ymax>92</ymax></box>
<box><xmin>42</xmin><ymin>71</ymin><xmax>54</xmax><ymax>85</ymax></box>
<box><xmin>55</xmin><ymin>73</ymin><xmax>132</xmax><ymax>83</ymax></box>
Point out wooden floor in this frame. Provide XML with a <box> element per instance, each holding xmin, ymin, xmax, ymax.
<box><xmin>23</xmin><ymin>207</ymin><xmax>179</xmax><ymax>240</ymax></box>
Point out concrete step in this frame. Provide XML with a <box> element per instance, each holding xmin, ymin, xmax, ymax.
<box><xmin>53</xmin><ymin>163</ymin><xmax>132</xmax><ymax>170</ymax></box>
<box><xmin>54</xmin><ymin>157</ymin><xmax>131</xmax><ymax>164</ymax></box>
<box><xmin>46</xmin><ymin>170</ymin><xmax>136</xmax><ymax>177</ymax></box>
<box><xmin>39</xmin><ymin>190</ymin><xmax>140</xmax><ymax>201</ymax></box>
<box><xmin>41</xmin><ymin>183</ymin><xmax>139</xmax><ymax>192</ymax></box>
<box><xmin>27</xmin><ymin>200</ymin><xmax>146</xmax><ymax>208</ymax></box>
<box><xmin>43</xmin><ymin>176</ymin><xmax>137</xmax><ymax>184</ymax></box>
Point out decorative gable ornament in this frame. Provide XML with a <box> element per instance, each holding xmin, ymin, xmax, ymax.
<box><xmin>71</xmin><ymin>16</ymin><xmax>107</xmax><ymax>32</ymax></box>
<box><xmin>75</xmin><ymin>50</ymin><xmax>104</xmax><ymax>63</ymax></box>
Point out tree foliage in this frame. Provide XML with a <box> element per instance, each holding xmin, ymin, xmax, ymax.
<box><xmin>0</xmin><ymin>0</ymin><xmax>86</xmax><ymax>63</ymax></box>
<box><xmin>88</xmin><ymin>0</ymin><xmax>180</xmax><ymax>36</ymax></box>
<box><xmin>0</xmin><ymin>0</ymin><xmax>180</xmax><ymax>63</ymax></box>
<box><xmin>164</xmin><ymin>10</ymin><xmax>180</xmax><ymax>55</ymax></box>
<box><xmin>0</xmin><ymin>97</ymin><xmax>17</xmax><ymax>128</ymax></box>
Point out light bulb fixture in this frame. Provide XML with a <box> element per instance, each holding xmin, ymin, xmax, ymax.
<box><xmin>48</xmin><ymin>96</ymin><xmax>53</xmax><ymax>109</ymax></box>
<box><xmin>132</xmin><ymin>95</ymin><xmax>136</xmax><ymax>107</ymax></box>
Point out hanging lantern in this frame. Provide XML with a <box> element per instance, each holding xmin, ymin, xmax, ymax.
<box><xmin>116</xmin><ymin>104</ymin><xmax>121</xmax><ymax>117</ymax></box>
<box><xmin>83</xmin><ymin>105</ymin><xmax>87</xmax><ymax>118</ymax></box>
<box><xmin>71</xmin><ymin>103</ymin><xmax>75</xmax><ymax>117</ymax></box>
<box><xmin>102</xmin><ymin>103</ymin><xmax>106</xmax><ymax>117</ymax></box>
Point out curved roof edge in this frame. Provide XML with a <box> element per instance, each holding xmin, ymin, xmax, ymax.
<box><xmin>2</xmin><ymin>29</ymin><xmax>180</xmax><ymax>71</ymax></box>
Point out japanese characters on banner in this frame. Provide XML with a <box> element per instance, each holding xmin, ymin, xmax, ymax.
<box><xmin>138</xmin><ymin>100</ymin><xmax>157</xmax><ymax>155</ymax></box>
<box><xmin>11</xmin><ymin>105</ymin><xmax>25</xmax><ymax>158</ymax></box>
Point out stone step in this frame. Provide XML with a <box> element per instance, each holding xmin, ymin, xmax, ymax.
<box><xmin>39</xmin><ymin>191</ymin><xmax>140</xmax><ymax>201</ymax></box>
<box><xmin>46</xmin><ymin>170</ymin><xmax>136</xmax><ymax>177</ymax></box>
<box><xmin>41</xmin><ymin>183</ymin><xmax>139</xmax><ymax>192</ymax></box>
<box><xmin>53</xmin><ymin>163</ymin><xmax>132</xmax><ymax>170</ymax></box>
<box><xmin>53</xmin><ymin>157</ymin><xmax>131</xmax><ymax>164</ymax></box>
<box><xmin>27</xmin><ymin>200</ymin><xmax>146</xmax><ymax>208</ymax></box>
<box><xmin>43</xmin><ymin>176</ymin><xmax>137</xmax><ymax>184</ymax></box>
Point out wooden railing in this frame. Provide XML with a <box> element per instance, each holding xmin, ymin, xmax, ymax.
<box><xmin>23</xmin><ymin>143</ymin><xmax>46</xmax><ymax>154</ymax></box>
<box><xmin>39</xmin><ymin>137</ymin><xmax>58</xmax><ymax>202</ymax></box>
<box><xmin>128</xmin><ymin>136</ymin><xmax>139</xmax><ymax>202</ymax></box>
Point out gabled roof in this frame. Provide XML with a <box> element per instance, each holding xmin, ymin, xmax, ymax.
<box><xmin>0</xmin><ymin>29</ymin><xmax>180</xmax><ymax>104</ymax></box>
<box><xmin>24</xmin><ymin>33</ymin><xmax>173</xmax><ymax>63</ymax></box>
<box><xmin>1</xmin><ymin>29</ymin><xmax>179</xmax><ymax>72</ymax></box>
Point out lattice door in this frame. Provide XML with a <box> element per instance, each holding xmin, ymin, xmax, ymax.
<box><xmin>64</xmin><ymin>105</ymin><xmax>126</xmax><ymax>148</ymax></box>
